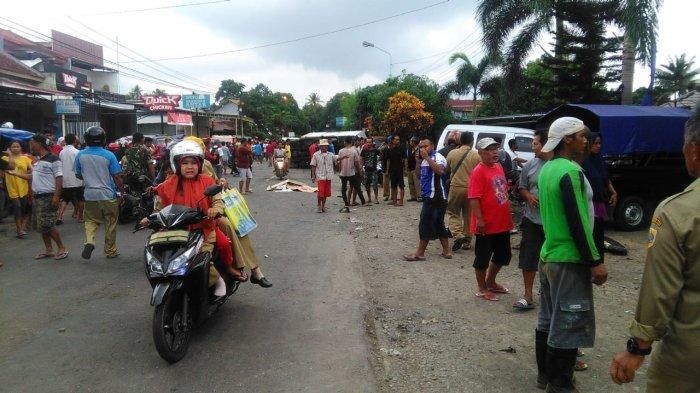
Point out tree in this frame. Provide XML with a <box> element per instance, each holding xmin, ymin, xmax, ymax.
<box><xmin>618</xmin><ymin>0</ymin><xmax>662</xmax><ymax>104</ymax></box>
<box><xmin>442</xmin><ymin>53</ymin><xmax>493</xmax><ymax>123</ymax></box>
<box><xmin>302</xmin><ymin>92</ymin><xmax>324</xmax><ymax>133</ymax></box>
<box><xmin>656</xmin><ymin>54</ymin><xmax>699</xmax><ymax>106</ymax></box>
<box><xmin>380</xmin><ymin>91</ymin><xmax>434</xmax><ymax>139</ymax></box>
<box><xmin>306</xmin><ymin>92</ymin><xmax>322</xmax><ymax>107</ymax></box>
<box><xmin>215</xmin><ymin>79</ymin><xmax>246</xmax><ymax>102</ymax></box>
<box><xmin>323</xmin><ymin>92</ymin><xmax>350</xmax><ymax>130</ymax></box>
<box><xmin>152</xmin><ymin>88</ymin><xmax>166</xmax><ymax>95</ymax></box>
<box><xmin>126</xmin><ymin>85</ymin><xmax>142</xmax><ymax>99</ymax></box>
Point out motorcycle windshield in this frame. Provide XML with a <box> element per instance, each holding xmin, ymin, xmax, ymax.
<box><xmin>157</xmin><ymin>205</ymin><xmax>202</xmax><ymax>229</ymax></box>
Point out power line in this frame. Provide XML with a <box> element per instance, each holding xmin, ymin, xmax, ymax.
<box><xmin>81</xmin><ymin>0</ymin><xmax>230</xmax><ymax>16</ymax></box>
<box><xmin>0</xmin><ymin>17</ymin><xmax>212</xmax><ymax>94</ymax></box>
<box><xmin>64</xmin><ymin>17</ymin><xmax>217</xmax><ymax>92</ymax></box>
<box><xmin>413</xmin><ymin>29</ymin><xmax>481</xmax><ymax>75</ymax></box>
<box><xmin>122</xmin><ymin>0</ymin><xmax>451</xmax><ymax>63</ymax></box>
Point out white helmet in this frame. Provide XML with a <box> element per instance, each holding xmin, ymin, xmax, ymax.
<box><xmin>169</xmin><ymin>140</ymin><xmax>204</xmax><ymax>173</ymax></box>
<box><xmin>1</xmin><ymin>122</ymin><xmax>14</xmax><ymax>129</ymax></box>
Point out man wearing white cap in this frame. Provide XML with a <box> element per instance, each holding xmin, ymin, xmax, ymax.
<box><xmin>468</xmin><ymin>137</ymin><xmax>513</xmax><ymax>301</ymax></box>
<box><xmin>534</xmin><ymin>116</ymin><xmax>607</xmax><ymax>392</ymax></box>
<box><xmin>310</xmin><ymin>139</ymin><xmax>338</xmax><ymax>213</ymax></box>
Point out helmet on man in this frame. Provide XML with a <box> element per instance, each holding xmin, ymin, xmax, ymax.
<box><xmin>84</xmin><ymin>126</ymin><xmax>106</xmax><ymax>146</ymax></box>
<box><xmin>169</xmin><ymin>140</ymin><xmax>204</xmax><ymax>174</ymax></box>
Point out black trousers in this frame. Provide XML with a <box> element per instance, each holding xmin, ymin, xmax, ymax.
<box><xmin>340</xmin><ymin>175</ymin><xmax>365</xmax><ymax>206</ymax></box>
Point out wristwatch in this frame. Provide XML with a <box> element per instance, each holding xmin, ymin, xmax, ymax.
<box><xmin>626</xmin><ymin>337</ymin><xmax>652</xmax><ymax>356</ymax></box>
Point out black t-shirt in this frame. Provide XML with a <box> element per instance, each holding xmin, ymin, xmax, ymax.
<box><xmin>406</xmin><ymin>146</ymin><xmax>419</xmax><ymax>171</ymax></box>
<box><xmin>386</xmin><ymin>146</ymin><xmax>406</xmax><ymax>174</ymax></box>
<box><xmin>361</xmin><ymin>148</ymin><xmax>380</xmax><ymax>172</ymax></box>
<box><xmin>0</xmin><ymin>158</ymin><xmax>8</xmax><ymax>171</ymax></box>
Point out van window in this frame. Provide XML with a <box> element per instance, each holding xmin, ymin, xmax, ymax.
<box><xmin>513</xmin><ymin>136</ymin><xmax>533</xmax><ymax>153</ymax></box>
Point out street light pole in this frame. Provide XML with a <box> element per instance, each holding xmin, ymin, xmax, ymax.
<box><xmin>362</xmin><ymin>41</ymin><xmax>392</xmax><ymax>77</ymax></box>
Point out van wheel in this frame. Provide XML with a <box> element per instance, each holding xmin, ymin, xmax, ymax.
<box><xmin>614</xmin><ymin>196</ymin><xmax>648</xmax><ymax>231</ymax></box>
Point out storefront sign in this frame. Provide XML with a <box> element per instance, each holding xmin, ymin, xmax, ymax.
<box><xmin>55</xmin><ymin>99</ymin><xmax>81</xmax><ymax>114</ymax></box>
<box><xmin>182</xmin><ymin>94</ymin><xmax>210</xmax><ymax>109</ymax></box>
<box><xmin>167</xmin><ymin>111</ymin><xmax>193</xmax><ymax>126</ymax></box>
<box><xmin>141</xmin><ymin>95</ymin><xmax>182</xmax><ymax>111</ymax></box>
<box><xmin>48</xmin><ymin>66</ymin><xmax>91</xmax><ymax>93</ymax></box>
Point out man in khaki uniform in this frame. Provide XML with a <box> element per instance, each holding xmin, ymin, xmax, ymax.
<box><xmin>610</xmin><ymin>109</ymin><xmax>700</xmax><ymax>393</ymax></box>
<box><xmin>445</xmin><ymin>132</ymin><xmax>480</xmax><ymax>252</ymax></box>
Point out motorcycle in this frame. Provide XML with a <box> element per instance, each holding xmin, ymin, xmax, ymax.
<box><xmin>137</xmin><ymin>184</ymin><xmax>240</xmax><ymax>363</ymax></box>
<box><xmin>119</xmin><ymin>175</ymin><xmax>155</xmax><ymax>224</ymax></box>
<box><xmin>273</xmin><ymin>157</ymin><xmax>288</xmax><ymax>179</ymax></box>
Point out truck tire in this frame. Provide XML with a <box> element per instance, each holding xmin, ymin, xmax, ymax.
<box><xmin>614</xmin><ymin>195</ymin><xmax>648</xmax><ymax>231</ymax></box>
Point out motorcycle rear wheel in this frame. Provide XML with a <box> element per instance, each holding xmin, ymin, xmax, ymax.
<box><xmin>153</xmin><ymin>291</ymin><xmax>191</xmax><ymax>363</ymax></box>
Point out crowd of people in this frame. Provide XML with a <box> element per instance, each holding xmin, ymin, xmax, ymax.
<box><xmin>0</xmin><ymin>128</ymin><xmax>273</xmax><ymax>293</ymax></box>
<box><xmin>306</xmin><ymin>110</ymin><xmax>700</xmax><ymax>393</ymax></box>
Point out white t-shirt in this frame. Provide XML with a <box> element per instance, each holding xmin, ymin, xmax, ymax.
<box><xmin>310</xmin><ymin>151</ymin><xmax>337</xmax><ymax>180</ymax></box>
<box><xmin>338</xmin><ymin>147</ymin><xmax>360</xmax><ymax>177</ymax></box>
<box><xmin>59</xmin><ymin>145</ymin><xmax>83</xmax><ymax>188</ymax></box>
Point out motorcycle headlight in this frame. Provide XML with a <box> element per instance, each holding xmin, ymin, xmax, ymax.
<box><xmin>166</xmin><ymin>246</ymin><xmax>197</xmax><ymax>275</ymax></box>
<box><xmin>146</xmin><ymin>249</ymin><xmax>163</xmax><ymax>275</ymax></box>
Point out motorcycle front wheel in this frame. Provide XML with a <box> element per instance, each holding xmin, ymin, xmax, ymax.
<box><xmin>153</xmin><ymin>291</ymin><xmax>191</xmax><ymax>363</ymax></box>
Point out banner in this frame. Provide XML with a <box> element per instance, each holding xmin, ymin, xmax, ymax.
<box><xmin>182</xmin><ymin>94</ymin><xmax>211</xmax><ymax>109</ymax></box>
<box><xmin>141</xmin><ymin>95</ymin><xmax>181</xmax><ymax>111</ymax></box>
<box><xmin>55</xmin><ymin>99</ymin><xmax>81</xmax><ymax>114</ymax></box>
<box><xmin>221</xmin><ymin>188</ymin><xmax>257</xmax><ymax>237</ymax></box>
<box><xmin>167</xmin><ymin>112</ymin><xmax>193</xmax><ymax>126</ymax></box>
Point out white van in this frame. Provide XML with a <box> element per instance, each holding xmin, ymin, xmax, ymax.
<box><xmin>436</xmin><ymin>124</ymin><xmax>535</xmax><ymax>162</ymax></box>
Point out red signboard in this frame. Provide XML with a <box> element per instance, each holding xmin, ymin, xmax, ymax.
<box><xmin>167</xmin><ymin>112</ymin><xmax>193</xmax><ymax>126</ymax></box>
<box><xmin>141</xmin><ymin>95</ymin><xmax>182</xmax><ymax>111</ymax></box>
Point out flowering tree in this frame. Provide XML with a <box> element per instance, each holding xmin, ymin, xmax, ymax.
<box><xmin>380</xmin><ymin>91</ymin><xmax>434</xmax><ymax>138</ymax></box>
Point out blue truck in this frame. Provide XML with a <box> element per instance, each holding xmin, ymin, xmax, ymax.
<box><xmin>537</xmin><ymin>104</ymin><xmax>693</xmax><ymax>231</ymax></box>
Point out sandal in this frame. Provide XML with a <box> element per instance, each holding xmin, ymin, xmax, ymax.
<box><xmin>34</xmin><ymin>252</ymin><xmax>55</xmax><ymax>260</ymax></box>
<box><xmin>231</xmin><ymin>269</ymin><xmax>249</xmax><ymax>282</ymax></box>
<box><xmin>402</xmin><ymin>254</ymin><xmax>426</xmax><ymax>261</ymax></box>
<box><xmin>574</xmin><ymin>360</ymin><xmax>588</xmax><ymax>371</ymax></box>
<box><xmin>339</xmin><ymin>206</ymin><xmax>350</xmax><ymax>213</ymax></box>
<box><xmin>475</xmin><ymin>291</ymin><xmax>499</xmax><ymax>301</ymax></box>
<box><xmin>487</xmin><ymin>284</ymin><xmax>510</xmax><ymax>294</ymax></box>
<box><xmin>513</xmin><ymin>298</ymin><xmax>535</xmax><ymax>310</ymax></box>
<box><xmin>54</xmin><ymin>251</ymin><xmax>69</xmax><ymax>260</ymax></box>
<box><xmin>440</xmin><ymin>253</ymin><xmax>453</xmax><ymax>259</ymax></box>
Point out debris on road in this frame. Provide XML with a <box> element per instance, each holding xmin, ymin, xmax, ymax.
<box><xmin>266</xmin><ymin>179</ymin><xmax>317</xmax><ymax>193</ymax></box>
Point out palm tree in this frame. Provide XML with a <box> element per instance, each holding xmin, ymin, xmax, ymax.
<box><xmin>306</xmin><ymin>92</ymin><xmax>322</xmax><ymax>108</ymax></box>
<box><xmin>477</xmin><ymin>0</ymin><xmax>660</xmax><ymax>104</ymax></box>
<box><xmin>618</xmin><ymin>0</ymin><xmax>662</xmax><ymax>104</ymax></box>
<box><xmin>443</xmin><ymin>53</ymin><xmax>493</xmax><ymax>123</ymax></box>
<box><xmin>656</xmin><ymin>54</ymin><xmax>699</xmax><ymax>106</ymax></box>
<box><xmin>127</xmin><ymin>84</ymin><xmax>142</xmax><ymax>100</ymax></box>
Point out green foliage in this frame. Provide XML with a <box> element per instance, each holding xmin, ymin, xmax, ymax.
<box><xmin>238</xmin><ymin>84</ymin><xmax>306</xmax><ymax>136</ymax></box>
<box><xmin>632</xmin><ymin>86</ymin><xmax>670</xmax><ymax>106</ymax></box>
<box><xmin>302</xmin><ymin>93</ymin><xmax>325</xmax><ymax>132</ymax></box>
<box><xmin>656</xmin><ymin>54</ymin><xmax>699</xmax><ymax>106</ymax></box>
<box><xmin>126</xmin><ymin>85</ymin><xmax>142</xmax><ymax>100</ymax></box>
<box><xmin>215</xmin><ymin>79</ymin><xmax>246</xmax><ymax>103</ymax></box>
<box><xmin>152</xmin><ymin>88</ymin><xmax>166</xmax><ymax>95</ymax></box>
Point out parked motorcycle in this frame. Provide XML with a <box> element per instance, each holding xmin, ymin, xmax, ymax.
<box><xmin>273</xmin><ymin>157</ymin><xmax>288</xmax><ymax>179</ymax></box>
<box><xmin>119</xmin><ymin>176</ymin><xmax>155</xmax><ymax>224</ymax></box>
<box><xmin>137</xmin><ymin>185</ymin><xmax>239</xmax><ymax>363</ymax></box>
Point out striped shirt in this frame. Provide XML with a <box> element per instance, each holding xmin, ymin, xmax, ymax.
<box><xmin>420</xmin><ymin>152</ymin><xmax>447</xmax><ymax>200</ymax></box>
<box><xmin>32</xmin><ymin>153</ymin><xmax>62</xmax><ymax>195</ymax></box>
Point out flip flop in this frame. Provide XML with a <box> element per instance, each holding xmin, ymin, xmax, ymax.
<box><xmin>403</xmin><ymin>254</ymin><xmax>426</xmax><ymax>261</ymax></box>
<box><xmin>339</xmin><ymin>207</ymin><xmax>350</xmax><ymax>213</ymax></box>
<box><xmin>574</xmin><ymin>360</ymin><xmax>588</xmax><ymax>371</ymax></box>
<box><xmin>513</xmin><ymin>298</ymin><xmax>535</xmax><ymax>310</ymax></box>
<box><xmin>34</xmin><ymin>252</ymin><xmax>55</xmax><ymax>260</ymax></box>
<box><xmin>440</xmin><ymin>253</ymin><xmax>453</xmax><ymax>259</ymax></box>
<box><xmin>54</xmin><ymin>251</ymin><xmax>69</xmax><ymax>260</ymax></box>
<box><xmin>475</xmin><ymin>291</ymin><xmax>499</xmax><ymax>301</ymax></box>
<box><xmin>487</xmin><ymin>284</ymin><xmax>510</xmax><ymax>294</ymax></box>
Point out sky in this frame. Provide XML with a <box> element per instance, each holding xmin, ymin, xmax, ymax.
<box><xmin>2</xmin><ymin>0</ymin><xmax>698</xmax><ymax>106</ymax></box>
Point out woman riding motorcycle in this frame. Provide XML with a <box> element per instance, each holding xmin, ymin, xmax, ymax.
<box><xmin>139</xmin><ymin>141</ymin><xmax>246</xmax><ymax>299</ymax></box>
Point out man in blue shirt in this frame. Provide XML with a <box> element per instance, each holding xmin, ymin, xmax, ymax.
<box><xmin>75</xmin><ymin>126</ymin><xmax>125</xmax><ymax>259</ymax></box>
<box><xmin>403</xmin><ymin>137</ymin><xmax>451</xmax><ymax>261</ymax></box>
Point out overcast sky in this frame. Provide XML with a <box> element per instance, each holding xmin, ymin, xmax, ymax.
<box><xmin>3</xmin><ymin>0</ymin><xmax>698</xmax><ymax>106</ymax></box>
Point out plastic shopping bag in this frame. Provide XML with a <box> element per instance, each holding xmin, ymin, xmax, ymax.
<box><xmin>221</xmin><ymin>188</ymin><xmax>257</xmax><ymax>237</ymax></box>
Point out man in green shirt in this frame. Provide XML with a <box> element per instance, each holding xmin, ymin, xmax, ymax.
<box><xmin>535</xmin><ymin>117</ymin><xmax>607</xmax><ymax>393</ymax></box>
<box><xmin>609</xmin><ymin>110</ymin><xmax>700</xmax><ymax>392</ymax></box>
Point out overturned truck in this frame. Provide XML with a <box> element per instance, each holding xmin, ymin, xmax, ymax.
<box><xmin>538</xmin><ymin>104</ymin><xmax>693</xmax><ymax>231</ymax></box>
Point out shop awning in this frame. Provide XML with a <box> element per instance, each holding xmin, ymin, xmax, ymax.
<box><xmin>0</xmin><ymin>77</ymin><xmax>65</xmax><ymax>96</ymax></box>
<box><xmin>167</xmin><ymin>112</ymin><xmax>193</xmax><ymax>126</ymax></box>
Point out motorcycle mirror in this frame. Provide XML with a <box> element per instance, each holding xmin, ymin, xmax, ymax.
<box><xmin>203</xmin><ymin>184</ymin><xmax>222</xmax><ymax>197</ymax></box>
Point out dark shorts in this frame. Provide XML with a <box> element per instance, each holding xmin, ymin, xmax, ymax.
<box><xmin>390</xmin><ymin>171</ymin><xmax>405</xmax><ymax>188</ymax></box>
<box><xmin>61</xmin><ymin>186</ymin><xmax>85</xmax><ymax>203</ymax></box>
<box><xmin>32</xmin><ymin>195</ymin><xmax>58</xmax><ymax>233</ymax></box>
<box><xmin>473</xmin><ymin>231</ymin><xmax>512</xmax><ymax>270</ymax></box>
<box><xmin>418</xmin><ymin>200</ymin><xmax>449</xmax><ymax>241</ymax></box>
<box><xmin>364</xmin><ymin>171</ymin><xmax>378</xmax><ymax>189</ymax></box>
<box><xmin>537</xmin><ymin>262</ymin><xmax>596</xmax><ymax>349</ymax></box>
<box><xmin>518</xmin><ymin>217</ymin><xmax>545</xmax><ymax>271</ymax></box>
<box><xmin>10</xmin><ymin>196</ymin><xmax>31</xmax><ymax>219</ymax></box>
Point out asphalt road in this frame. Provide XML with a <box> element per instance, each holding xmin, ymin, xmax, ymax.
<box><xmin>0</xmin><ymin>168</ymin><xmax>374</xmax><ymax>392</ymax></box>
